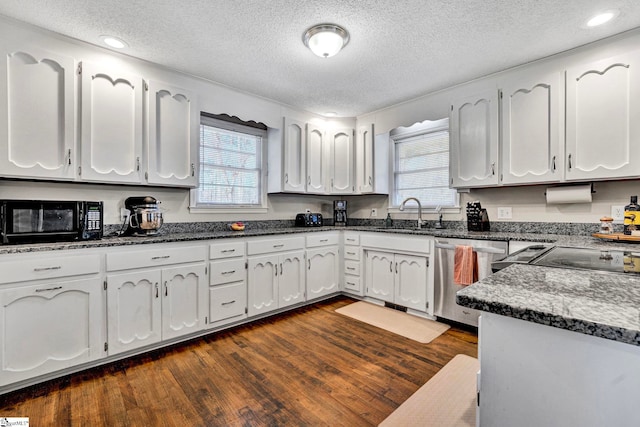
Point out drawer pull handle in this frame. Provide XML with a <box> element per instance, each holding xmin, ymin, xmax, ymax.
<box><xmin>346</xmin><ymin>282</ymin><xmax>355</xmax><ymax>286</ymax></box>
<box><xmin>347</xmin><ymin>238</ymin><xmax>355</xmax><ymax>242</ymax></box>
<box><xmin>273</xmin><ymin>244</ymin><xmax>284</xmax><ymax>248</ymax></box>
<box><xmin>221</xmin><ymin>300</ymin><xmax>236</xmax><ymax>306</ymax></box>
<box><xmin>151</xmin><ymin>255</ymin><xmax>170</xmax><ymax>260</ymax></box>
<box><xmin>320</xmin><ymin>239</ymin><xmax>328</xmax><ymax>242</ymax></box>
<box><xmin>347</xmin><ymin>252</ymin><xmax>356</xmax><ymax>255</ymax></box>
<box><xmin>347</xmin><ymin>267</ymin><xmax>356</xmax><ymax>271</ymax></box>
<box><xmin>34</xmin><ymin>266</ymin><xmax>62</xmax><ymax>272</ymax></box>
<box><xmin>35</xmin><ymin>286</ymin><xmax>62</xmax><ymax>293</ymax></box>
<box><xmin>221</xmin><ymin>270</ymin><xmax>236</xmax><ymax>275</ymax></box>
<box><xmin>221</xmin><ymin>249</ymin><xmax>236</xmax><ymax>253</ymax></box>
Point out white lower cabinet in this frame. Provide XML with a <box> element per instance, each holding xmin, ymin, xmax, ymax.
<box><xmin>362</xmin><ymin>233</ymin><xmax>433</xmax><ymax>314</ymax></box>
<box><xmin>0</xmin><ymin>276</ymin><xmax>103</xmax><ymax>386</ymax></box>
<box><xmin>247</xmin><ymin>251</ymin><xmax>305</xmax><ymax>316</ymax></box>
<box><xmin>208</xmin><ymin>241</ymin><xmax>247</xmax><ymax>328</ymax></box>
<box><xmin>306</xmin><ymin>246</ymin><xmax>340</xmax><ymax>299</ymax></box>
<box><xmin>105</xmin><ymin>245</ymin><xmax>207</xmax><ymax>355</ymax></box>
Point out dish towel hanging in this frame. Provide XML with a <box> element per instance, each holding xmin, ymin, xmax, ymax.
<box><xmin>454</xmin><ymin>245</ymin><xmax>478</xmax><ymax>286</ymax></box>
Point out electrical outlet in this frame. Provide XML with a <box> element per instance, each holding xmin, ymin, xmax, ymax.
<box><xmin>611</xmin><ymin>205</ymin><xmax>625</xmax><ymax>223</ymax></box>
<box><xmin>371</xmin><ymin>208</ymin><xmax>378</xmax><ymax>217</ymax></box>
<box><xmin>497</xmin><ymin>207</ymin><xmax>512</xmax><ymax>220</ymax></box>
<box><xmin>120</xmin><ymin>208</ymin><xmax>130</xmax><ymax>222</ymax></box>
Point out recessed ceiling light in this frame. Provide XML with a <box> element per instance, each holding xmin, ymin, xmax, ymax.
<box><xmin>324</xmin><ymin>112</ymin><xmax>338</xmax><ymax>117</ymax></box>
<box><xmin>100</xmin><ymin>35</ymin><xmax>128</xmax><ymax>49</ymax></box>
<box><xmin>586</xmin><ymin>10</ymin><xmax>619</xmax><ymax>27</ymax></box>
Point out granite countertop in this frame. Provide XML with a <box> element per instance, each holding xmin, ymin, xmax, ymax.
<box><xmin>0</xmin><ymin>225</ymin><xmax>636</xmax><ymax>254</ymax></box>
<box><xmin>457</xmin><ymin>263</ymin><xmax>640</xmax><ymax>346</ymax></box>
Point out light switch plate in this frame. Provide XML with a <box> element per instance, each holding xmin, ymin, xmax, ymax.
<box><xmin>497</xmin><ymin>207</ymin><xmax>512</xmax><ymax>220</ymax></box>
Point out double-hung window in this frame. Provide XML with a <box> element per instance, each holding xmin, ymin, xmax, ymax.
<box><xmin>191</xmin><ymin>114</ymin><xmax>267</xmax><ymax>211</ymax></box>
<box><xmin>391</xmin><ymin>118</ymin><xmax>458</xmax><ymax>209</ymax></box>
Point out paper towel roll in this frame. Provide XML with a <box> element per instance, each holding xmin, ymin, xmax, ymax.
<box><xmin>546</xmin><ymin>184</ymin><xmax>593</xmax><ymax>204</ymax></box>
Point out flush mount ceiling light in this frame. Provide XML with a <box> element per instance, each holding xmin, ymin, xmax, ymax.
<box><xmin>303</xmin><ymin>24</ymin><xmax>350</xmax><ymax>58</ymax></box>
<box><xmin>586</xmin><ymin>9</ymin><xmax>619</xmax><ymax>27</ymax></box>
<box><xmin>100</xmin><ymin>35</ymin><xmax>128</xmax><ymax>49</ymax></box>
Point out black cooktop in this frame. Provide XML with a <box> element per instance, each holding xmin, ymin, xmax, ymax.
<box><xmin>531</xmin><ymin>246</ymin><xmax>640</xmax><ymax>275</ymax></box>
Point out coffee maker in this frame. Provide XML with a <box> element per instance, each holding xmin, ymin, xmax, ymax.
<box><xmin>123</xmin><ymin>196</ymin><xmax>163</xmax><ymax>236</ymax></box>
<box><xmin>334</xmin><ymin>200</ymin><xmax>347</xmax><ymax>226</ymax></box>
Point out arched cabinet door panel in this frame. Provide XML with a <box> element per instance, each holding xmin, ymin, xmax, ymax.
<box><xmin>80</xmin><ymin>61</ymin><xmax>144</xmax><ymax>184</ymax></box>
<box><xmin>0</xmin><ymin>46</ymin><xmax>75</xmax><ymax>180</ymax></box>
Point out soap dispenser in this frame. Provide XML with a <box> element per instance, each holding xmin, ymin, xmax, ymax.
<box><xmin>385</xmin><ymin>213</ymin><xmax>393</xmax><ymax>228</ymax></box>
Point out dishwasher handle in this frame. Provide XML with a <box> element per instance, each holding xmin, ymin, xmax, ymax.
<box><xmin>435</xmin><ymin>242</ymin><xmax>506</xmax><ymax>255</ymax></box>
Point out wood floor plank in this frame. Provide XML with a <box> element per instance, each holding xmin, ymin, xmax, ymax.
<box><xmin>0</xmin><ymin>296</ymin><xmax>477</xmax><ymax>426</ymax></box>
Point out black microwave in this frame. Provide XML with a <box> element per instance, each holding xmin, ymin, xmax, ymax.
<box><xmin>0</xmin><ymin>200</ymin><xmax>103</xmax><ymax>244</ymax></box>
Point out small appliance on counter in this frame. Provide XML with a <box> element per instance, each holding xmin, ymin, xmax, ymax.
<box><xmin>295</xmin><ymin>211</ymin><xmax>323</xmax><ymax>227</ymax></box>
<box><xmin>0</xmin><ymin>199</ymin><xmax>103</xmax><ymax>244</ymax></box>
<box><xmin>334</xmin><ymin>200</ymin><xmax>347</xmax><ymax>226</ymax></box>
<box><xmin>122</xmin><ymin>196</ymin><xmax>163</xmax><ymax>236</ymax></box>
<box><xmin>466</xmin><ymin>201</ymin><xmax>490</xmax><ymax>231</ymax></box>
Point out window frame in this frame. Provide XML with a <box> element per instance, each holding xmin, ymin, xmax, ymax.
<box><xmin>189</xmin><ymin>115</ymin><xmax>268</xmax><ymax>213</ymax></box>
<box><xmin>388</xmin><ymin>118</ymin><xmax>460</xmax><ymax>214</ymax></box>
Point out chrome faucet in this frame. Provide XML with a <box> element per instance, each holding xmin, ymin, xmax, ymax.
<box><xmin>399</xmin><ymin>197</ymin><xmax>426</xmax><ymax>229</ymax></box>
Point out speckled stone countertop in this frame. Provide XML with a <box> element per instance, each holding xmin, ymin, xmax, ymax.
<box><xmin>0</xmin><ymin>224</ymin><xmax>636</xmax><ymax>254</ymax></box>
<box><xmin>457</xmin><ymin>263</ymin><xmax>640</xmax><ymax>346</ymax></box>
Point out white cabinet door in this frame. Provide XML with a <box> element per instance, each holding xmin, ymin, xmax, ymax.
<box><xmin>80</xmin><ymin>61</ymin><xmax>144</xmax><ymax>184</ymax></box>
<box><xmin>307</xmin><ymin>246</ymin><xmax>339</xmax><ymax>300</ymax></box>
<box><xmin>365</xmin><ymin>250</ymin><xmax>395</xmax><ymax>303</ymax></box>
<box><xmin>282</xmin><ymin>117</ymin><xmax>306</xmax><ymax>192</ymax></box>
<box><xmin>566</xmin><ymin>51</ymin><xmax>640</xmax><ymax>180</ymax></box>
<box><xmin>306</xmin><ymin>123</ymin><xmax>327</xmax><ymax>193</ymax></box>
<box><xmin>247</xmin><ymin>254</ymin><xmax>279</xmax><ymax>316</ymax></box>
<box><xmin>328</xmin><ymin>128</ymin><xmax>354</xmax><ymax>194</ymax></box>
<box><xmin>356</xmin><ymin>123</ymin><xmax>375</xmax><ymax>193</ymax></box>
<box><xmin>146</xmin><ymin>80</ymin><xmax>198</xmax><ymax>187</ymax></box>
<box><xmin>0</xmin><ymin>277</ymin><xmax>103</xmax><ymax>386</ymax></box>
<box><xmin>107</xmin><ymin>270</ymin><xmax>162</xmax><ymax>355</ymax></box>
<box><xmin>0</xmin><ymin>46</ymin><xmax>75</xmax><ymax>180</ymax></box>
<box><xmin>450</xmin><ymin>90</ymin><xmax>499</xmax><ymax>187</ymax></box>
<box><xmin>161</xmin><ymin>263</ymin><xmax>206</xmax><ymax>340</ymax></box>
<box><xmin>278</xmin><ymin>250</ymin><xmax>306</xmax><ymax>308</ymax></box>
<box><xmin>394</xmin><ymin>254</ymin><xmax>428</xmax><ymax>311</ymax></box>
<box><xmin>501</xmin><ymin>72</ymin><xmax>563</xmax><ymax>184</ymax></box>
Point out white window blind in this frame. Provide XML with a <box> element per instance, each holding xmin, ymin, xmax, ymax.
<box><xmin>393</xmin><ymin>121</ymin><xmax>457</xmax><ymax>208</ymax></box>
<box><xmin>195</xmin><ymin>116</ymin><xmax>265</xmax><ymax>207</ymax></box>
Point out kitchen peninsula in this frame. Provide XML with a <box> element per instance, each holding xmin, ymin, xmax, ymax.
<box><xmin>457</xmin><ymin>261</ymin><xmax>640</xmax><ymax>426</ymax></box>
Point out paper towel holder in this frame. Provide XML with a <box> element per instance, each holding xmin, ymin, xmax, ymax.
<box><xmin>544</xmin><ymin>182</ymin><xmax>595</xmax><ymax>204</ymax></box>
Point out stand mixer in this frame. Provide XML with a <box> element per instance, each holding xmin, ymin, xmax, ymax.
<box><xmin>122</xmin><ymin>196</ymin><xmax>163</xmax><ymax>236</ymax></box>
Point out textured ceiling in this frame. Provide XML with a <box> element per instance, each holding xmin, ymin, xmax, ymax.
<box><xmin>1</xmin><ymin>1</ymin><xmax>640</xmax><ymax>117</ymax></box>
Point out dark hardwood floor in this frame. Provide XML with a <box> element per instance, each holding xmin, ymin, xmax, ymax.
<box><xmin>0</xmin><ymin>296</ymin><xmax>477</xmax><ymax>426</ymax></box>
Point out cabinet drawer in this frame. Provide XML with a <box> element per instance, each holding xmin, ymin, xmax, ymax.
<box><xmin>208</xmin><ymin>282</ymin><xmax>247</xmax><ymax>324</ymax></box>
<box><xmin>344</xmin><ymin>260</ymin><xmax>360</xmax><ymax>276</ymax></box>
<box><xmin>361</xmin><ymin>233</ymin><xmax>431</xmax><ymax>254</ymax></box>
<box><xmin>343</xmin><ymin>275</ymin><xmax>361</xmax><ymax>292</ymax></box>
<box><xmin>210</xmin><ymin>240</ymin><xmax>246</xmax><ymax>259</ymax></box>
<box><xmin>210</xmin><ymin>259</ymin><xmax>246</xmax><ymax>285</ymax></box>
<box><xmin>306</xmin><ymin>233</ymin><xmax>339</xmax><ymax>248</ymax></box>
<box><xmin>106</xmin><ymin>245</ymin><xmax>206</xmax><ymax>271</ymax></box>
<box><xmin>247</xmin><ymin>236</ymin><xmax>305</xmax><ymax>255</ymax></box>
<box><xmin>343</xmin><ymin>233</ymin><xmax>360</xmax><ymax>246</ymax></box>
<box><xmin>344</xmin><ymin>246</ymin><xmax>360</xmax><ymax>261</ymax></box>
<box><xmin>0</xmin><ymin>253</ymin><xmax>101</xmax><ymax>284</ymax></box>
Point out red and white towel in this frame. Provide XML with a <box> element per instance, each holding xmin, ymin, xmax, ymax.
<box><xmin>454</xmin><ymin>245</ymin><xmax>478</xmax><ymax>286</ymax></box>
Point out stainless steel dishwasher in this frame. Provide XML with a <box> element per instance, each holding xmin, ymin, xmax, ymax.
<box><xmin>434</xmin><ymin>238</ymin><xmax>508</xmax><ymax>327</ymax></box>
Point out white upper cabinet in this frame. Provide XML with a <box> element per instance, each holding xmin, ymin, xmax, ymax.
<box><xmin>500</xmin><ymin>72</ymin><xmax>563</xmax><ymax>184</ymax></box>
<box><xmin>450</xmin><ymin>90</ymin><xmax>499</xmax><ymax>187</ymax></box>
<box><xmin>80</xmin><ymin>61</ymin><xmax>144</xmax><ymax>184</ymax></box>
<box><xmin>0</xmin><ymin>46</ymin><xmax>75</xmax><ymax>180</ymax></box>
<box><xmin>146</xmin><ymin>80</ymin><xmax>198</xmax><ymax>187</ymax></box>
<box><xmin>282</xmin><ymin>117</ymin><xmax>307</xmax><ymax>192</ymax></box>
<box><xmin>565</xmin><ymin>51</ymin><xmax>640</xmax><ymax>181</ymax></box>
<box><xmin>355</xmin><ymin>123</ymin><xmax>375</xmax><ymax>193</ymax></box>
<box><xmin>306</xmin><ymin>123</ymin><xmax>327</xmax><ymax>193</ymax></box>
<box><xmin>328</xmin><ymin>127</ymin><xmax>354</xmax><ymax>194</ymax></box>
